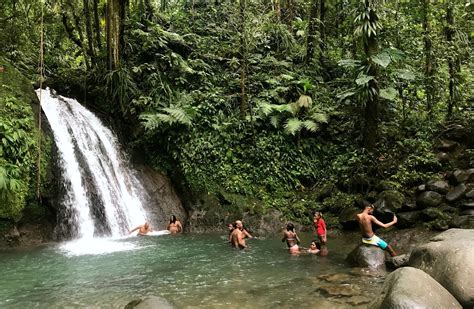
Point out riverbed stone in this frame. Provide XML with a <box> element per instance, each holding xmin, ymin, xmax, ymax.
<box><xmin>369</xmin><ymin>267</ymin><xmax>462</xmax><ymax>309</ymax></box>
<box><xmin>386</xmin><ymin>253</ymin><xmax>410</xmax><ymax>269</ymax></box>
<box><xmin>460</xmin><ymin>209</ymin><xmax>474</xmax><ymax>216</ymax></box>
<box><xmin>338</xmin><ymin>207</ymin><xmax>360</xmax><ymax>230</ymax></box>
<box><xmin>446</xmin><ymin>184</ymin><xmax>467</xmax><ymax>203</ymax></box>
<box><xmin>436</xmin><ymin>152</ymin><xmax>450</xmax><ymax>162</ymax></box>
<box><xmin>452</xmin><ymin>169</ymin><xmax>469</xmax><ymax>184</ymax></box>
<box><xmin>317</xmin><ymin>284</ymin><xmax>361</xmax><ymax>297</ymax></box>
<box><xmin>124</xmin><ymin>296</ymin><xmax>174</xmax><ymax>309</ymax></box>
<box><xmin>416</xmin><ymin>191</ymin><xmax>442</xmax><ymax>208</ymax></box>
<box><xmin>408</xmin><ymin>229</ymin><xmax>474</xmax><ymax>307</ymax></box>
<box><xmin>416</xmin><ymin>184</ymin><xmax>426</xmax><ymax>192</ymax></box>
<box><xmin>376</xmin><ymin>190</ymin><xmax>404</xmax><ymax>211</ymax></box>
<box><xmin>420</xmin><ymin>207</ymin><xmax>444</xmax><ymax>221</ymax></box>
<box><xmin>462</xmin><ymin>202</ymin><xmax>474</xmax><ymax>209</ymax></box>
<box><xmin>346</xmin><ymin>244</ymin><xmax>386</xmax><ymax>270</ymax></box>
<box><xmin>426</xmin><ymin>180</ymin><xmax>450</xmax><ymax>194</ymax></box>
<box><xmin>466</xmin><ymin>190</ymin><xmax>474</xmax><ymax>198</ymax></box>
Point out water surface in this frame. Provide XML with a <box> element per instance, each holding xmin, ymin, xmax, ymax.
<box><xmin>0</xmin><ymin>232</ymin><xmax>384</xmax><ymax>308</ymax></box>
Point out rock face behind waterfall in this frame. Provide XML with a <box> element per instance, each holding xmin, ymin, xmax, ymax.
<box><xmin>134</xmin><ymin>165</ymin><xmax>187</xmax><ymax>230</ymax></box>
<box><xmin>369</xmin><ymin>267</ymin><xmax>462</xmax><ymax>309</ymax></box>
<box><xmin>408</xmin><ymin>228</ymin><xmax>474</xmax><ymax>308</ymax></box>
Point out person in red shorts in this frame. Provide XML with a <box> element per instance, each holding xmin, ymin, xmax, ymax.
<box><xmin>313</xmin><ymin>212</ymin><xmax>328</xmax><ymax>255</ymax></box>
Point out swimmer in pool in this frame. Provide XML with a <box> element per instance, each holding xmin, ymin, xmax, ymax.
<box><xmin>282</xmin><ymin>222</ymin><xmax>300</xmax><ymax>255</ymax></box>
<box><xmin>129</xmin><ymin>221</ymin><xmax>153</xmax><ymax>236</ymax></box>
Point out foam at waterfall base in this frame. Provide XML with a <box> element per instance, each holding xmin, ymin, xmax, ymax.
<box><xmin>59</xmin><ymin>230</ymin><xmax>171</xmax><ymax>256</ymax></box>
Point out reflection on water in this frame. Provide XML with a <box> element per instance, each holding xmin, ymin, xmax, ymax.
<box><xmin>0</xmin><ymin>233</ymin><xmax>384</xmax><ymax>308</ymax></box>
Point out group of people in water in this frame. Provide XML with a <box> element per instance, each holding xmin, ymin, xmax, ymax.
<box><xmin>128</xmin><ymin>200</ymin><xmax>398</xmax><ymax>257</ymax></box>
<box><xmin>228</xmin><ymin>201</ymin><xmax>398</xmax><ymax>257</ymax></box>
<box><xmin>128</xmin><ymin>215</ymin><xmax>183</xmax><ymax>236</ymax></box>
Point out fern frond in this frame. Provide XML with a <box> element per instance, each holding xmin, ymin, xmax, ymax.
<box><xmin>160</xmin><ymin>107</ymin><xmax>193</xmax><ymax>126</ymax></box>
<box><xmin>302</xmin><ymin>120</ymin><xmax>319</xmax><ymax>133</ymax></box>
<box><xmin>270</xmin><ymin>115</ymin><xmax>280</xmax><ymax>128</ymax></box>
<box><xmin>309</xmin><ymin>112</ymin><xmax>328</xmax><ymax>124</ymax></box>
<box><xmin>284</xmin><ymin>118</ymin><xmax>303</xmax><ymax>135</ymax></box>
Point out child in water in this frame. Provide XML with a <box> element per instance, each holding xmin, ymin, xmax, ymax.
<box><xmin>307</xmin><ymin>240</ymin><xmax>320</xmax><ymax>254</ymax></box>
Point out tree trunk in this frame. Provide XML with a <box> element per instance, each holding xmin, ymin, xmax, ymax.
<box><xmin>362</xmin><ymin>0</ymin><xmax>379</xmax><ymax>150</ymax></box>
<box><xmin>446</xmin><ymin>4</ymin><xmax>457</xmax><ymax>118</ymax></box>
<box><xmin>106</xmin><ymin>0</ymin><xmax>126</xmax><ymax>70</ymax></box>
<box><xmin>286</xmin><ymin>0</ymin><xmax>294</xmax><ymax>26</ymax></box>
<box><xmin>93</xmin><ymin>0</ymin><xmax>102</xmax><ymax>49</ymax></box>
<box><xmin>319</xmin><ymin>0</ymin><xmax>326</xmax><ymax>59</ymax></box>
<box><xmin>305</xmin><ymin>0</ymin><xmax>319</xmax><ymax>64</ymax></box>
<box><xmin>83</xmin><ymin>0</ymin><xmax>96</xmax><ymax>65</ymax></box>
<box><xmin>239</xmin><ymin>0</ymin><xmax>248</xmax><ymax>117</ymax></box>
<box><xmin>274</xmin><ymin>0</ymin><xmax>280</xmax><ymax>20</ymax></box>
<box><xmin>422</xmin><ymin>0</ymin><xmax>434</xmax><ymax>112</ymax></box>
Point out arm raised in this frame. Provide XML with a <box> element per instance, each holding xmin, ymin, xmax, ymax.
<box><xmin>370</xmin><ymin>215</ymin><xmax>397</xmax><ymax>229</ymax></box>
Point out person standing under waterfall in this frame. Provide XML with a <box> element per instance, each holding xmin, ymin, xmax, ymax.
<box><xmin>129</xmin><ymin>221</ymin><xmax>153</xmax><ymax>236</ymax></box>
<box><xmin>167</xmin><ymin>215</ymin><xmax>183</xmax><ymax>234</ymax></box>
<box><xmin>356</xmin><ymin>201</ymin><xmax>398</xmax><ymax>256</ymax></box>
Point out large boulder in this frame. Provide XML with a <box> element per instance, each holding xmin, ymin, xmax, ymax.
<box><xmin>125</xmin><ymin>296</ymin><xmax>174</xmax><ymax>309</ymax></box>
<box><xmin>426</xmin><ymin>180</ymin><xmax>450</xmax><ymax>194</ymax></box>
<box><xmin>396</xmin><ymin>211</ymin><xmax>422</xmax><ymax>228</ymax></box>
<box><xmin>338</xmin><ymin>208</ymin><xmax>360</xmax><ymax>230</ymax></box>
<box><xmin>409</xmin><ymin>229</ymin><xmax>474</xmax><ymax>307</ymax></box>
<box><xmin>416</xmin><ymin>191</ymin><xmax>443</xmax><ymax>208</ymax></box>
<box><xmin>446</xmin><ymin>184</ymin><xmax>467</xmax><ymax>203</ymax></box>
<box><xmin>134</xmin><ymin>166</ymin><xmax>187</xmax><ymax>230</ymax></box>
<box><xmin>369</xmin><ymin>267</ymin><xmax>462</xmax><ymax>309</ymax></box>
<box><xmin>346</xmin><ymin>244</ymin><xmax>386</xmax><ymax>270</ymax></box>
<box><xmin>375</xmin><ymin>190</ymin><xmax>404</xmax><ymax>212</ymax></box>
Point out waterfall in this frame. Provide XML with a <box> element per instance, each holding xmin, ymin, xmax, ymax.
<box><xmin>37</xmin><ymin>88</ymin><xmax>149</xmax><ymax>239</ymax></box>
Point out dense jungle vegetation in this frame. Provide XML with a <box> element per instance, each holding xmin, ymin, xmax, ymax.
<box><xmin>0</xmin><ymin>0</ymin><xmax>473</xmax><ymax>222</ymax></box>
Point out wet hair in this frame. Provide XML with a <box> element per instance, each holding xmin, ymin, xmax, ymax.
<box><xmin>310</xmin><ymin>240</ymin><xmax>317</xmax><ymax>246</ymax></box>
<box><xmin>286</xmin><ymin>222</ymin><xmax>295</xmax><ymax>232</ymax></box>
<box><xmin>316</xmin><ymin>242</ymin><xmax>321</xmax><ymax>250</ymax></box>
<box><xmin>232</xmin><ymin>222</ymin><xmax>238</xmax><ymax>228</ymax></box>
<box><xmin>169</xmin><ymin>215</ymin><xmax>177</xmax><ymax>224</ymax></box>
<box><xmin>362</xmin><ymin>200</ymin><xmax>374</xmax><ymax>209</ymax></box>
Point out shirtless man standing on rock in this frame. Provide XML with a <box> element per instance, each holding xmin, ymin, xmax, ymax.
<box><xmin>230</xmin><ymin>220</ymin><xmax>247</xmax><ymax>249</ymax></box>
<box><xmin>356</xmin><ymin>201</ymin><xmax>398</xmax><ymax>257</ymax></box>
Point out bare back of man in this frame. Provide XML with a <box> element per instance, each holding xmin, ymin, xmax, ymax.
<box><xmin>231</xmin><ymin>228</ymin><xmax>246</xmax><ymax>249</ymax></box>
<box><xmin>356</xmin><ymin>202</ymin><xmax>398</xmax><ymax>257</ymax></box>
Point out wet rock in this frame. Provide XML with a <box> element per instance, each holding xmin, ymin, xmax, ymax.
<box><xmin>338</xmin><ymin>208</ymin><xmax>360</xmax><ymax>230</ymax></box>
<box><xmin>409</xmin><ymin>229</ymin><xmax>474</xmax><ymax>307</ymax></box>
<box><xmin>396</xmin><ymin>211</ymin><xmax>422</xmax><ymax>228</ymax></box>
<box><xmin>431</xmin><ymin>220</ymin><xmax>450</xmax><ymax>231</ymax></box>
<box><xmin>386</xmin><ymin>253</ymin><xmax>410</xmax><ymax>269</ymax></box>
<box><xmin>135</xmin><ymin>165</ymin><xmax>187</xmax><ymax>230</ymax></box>
<box><xmin>448</xmin><ymin>215</ymin><xmax>474</xmax><ymax>228</ymax></box>
<box><xmin>426</xmin><ymin>180</ymin><xmax>450</xmax><ymax>194</ymax></box>
<box><xmin>460</xmin><ymin>209</ymin><xmax>474</xmax><ymax>216</ymax></box>
<box><xmin>420</xmin><ymin>207</ymin><xmax>444</xmax><ymax>221</ymax></box>
<box><xmin>462</xmin><ymin>202</ymin><xmax>474</xmax><ymax>209</ymax></box>
<box><xmin>446</xmin><ymin>184</ymin><xmax>467</xmax><ymax>203</ymax></box>
<box><xmin>439</xmin><ymin>204</ymin><xmax>457</xmax><ymax>213</ymax></box>
<box><xmin>416</xmin><ymin>191</ymin><xmax>443</xmax><ymax>208</ymax></box>
<box><xmin>416</xmin><ymin>184</ymin><xmax>426</xmax><ymax>192</ymax></box>
<box><xmin>346</xmin><ymin>244</ymin><xmax>386</xmax><ymax>270</ymax></box>
<box><xmin>400</xmin><ymin>200</ymin><xmax>418</xmax><ymax>212</ymax></box>
<box><xmin>317</xmin><ymin>284</ymin><xmax>361</xmax><ymax>297</ymax></box>
<box><xmin>436</xmin><ymin>139</ymin><xmax>458</xmax><ymax>152</ymax></box>
<box><xmin>465</xmin><ymin>190</ymin><xmax>474</xmax><ymax>198</ymax></box>
<box><xmin>125</xmin><ymin>296</ymin><xmax>174</xmax><ymax>309</ymax></box>
<box><xmin>375</xmin><ymin>181</ymin><xmax>400</xmax><ymax>192</ymax></box>
<box><xmin>347</xmin><ymin>295</ymin><xmax>371</xmax><ymax>306</ymax></box>
<box><xmin>373</xmin><ymin>200</ymin><xmax>397</xmax><ymax>223</ymax></box>
<box><xmin>376</xmin><ymin>190</ymin><xmax>404</xmax><ymax>211</ymax></box>
<box><xmin>369</xmin><ymin>267</ymin><xmax>462</xmax><ymax>309</ymax></box>
<box><xmin>452</xmin><ymin>169</ymin><xmax>469</xmax><ymax>184</ymax></box>
<box><xmin>436</xmin><ymin>152</ymin><xmax>450</xmax><ymax>162</ymax></box>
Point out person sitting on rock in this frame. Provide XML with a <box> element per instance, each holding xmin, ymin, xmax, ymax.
<box><xmin>129</xmin><ymin>221</ymin><xmax>153</xmax><ymax>236</ymax></box>
<box><xmin>356</xmin><ymin>201</ymin><xmax>398</xmax><ymax>256</ymax></box>
<box><xmin>167</xmin><ymin>215</ymin><xmax>183</xmax><ymax>234</ymax></box>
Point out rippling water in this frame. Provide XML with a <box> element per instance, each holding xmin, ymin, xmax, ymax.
<box><xmin>0</xmin><ymin>232</ymin><xmax>385</xmax><ymax>308</ymax></box>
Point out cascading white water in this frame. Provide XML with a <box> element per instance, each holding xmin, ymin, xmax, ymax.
<box><xmin>37</xmin><ymin>88</ymin><xmax>149</xmax><ymax>239</ymax></box>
